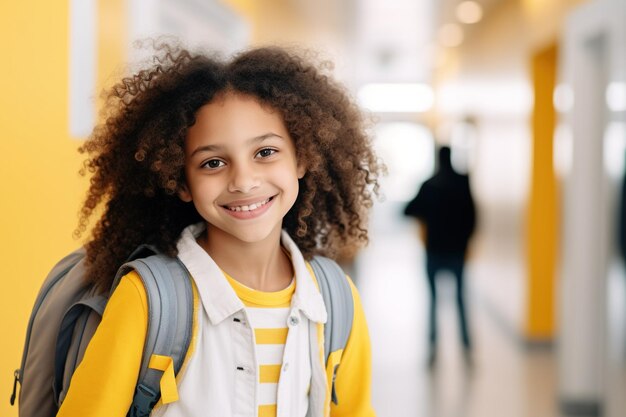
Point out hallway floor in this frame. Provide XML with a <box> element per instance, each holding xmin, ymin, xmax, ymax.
<box><xmin>353</xmin><ymin>204</ymin><xmax>626</xmax><ymax>417</ymax></box>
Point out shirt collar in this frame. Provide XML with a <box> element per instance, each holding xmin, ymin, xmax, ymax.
<box><xmin>280</xmin><ymin>230</ymin><xmax>327</xmax><ymax>323</ymax></box>
<box><xmin>176</xmin><ymin>223</ymin><xmax>243</xmax><ymax>325</ymax></box>
<box><xmin>176</xmin><ymin>223</ymin><xmax>327</xmax><ymax>325</ymax></box>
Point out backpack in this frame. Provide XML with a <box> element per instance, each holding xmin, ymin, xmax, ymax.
<box><xmin>11</xmin><ymin>246</ymin><xmax>354</xmax><ymax>417</ymax></box>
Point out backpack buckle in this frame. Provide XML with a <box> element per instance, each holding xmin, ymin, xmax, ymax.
<box><xmin>128</xmin><ymin>383</ymin><xmax>158</xmax><ymax>417</ymax></box>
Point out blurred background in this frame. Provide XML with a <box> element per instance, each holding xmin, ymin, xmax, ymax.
<box><xmin>1</xmin><ymin>0</ymin><xmax>625</xmax><ymax>416</ymax></box>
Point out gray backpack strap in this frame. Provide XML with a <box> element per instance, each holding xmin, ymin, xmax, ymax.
<box><xmin>309</xmin><ymin>256</ymin><xmax>354</xmax><ymax>405</ymax></box>
<box><xmin>54</xmin><ymin>294</ymin><xmax>107</xmax><ymax>403</ymax></box>
<box><xmin>112</xmin><ymin>254</ymin><xmax>194</xmax><ymax>417</ymax></box>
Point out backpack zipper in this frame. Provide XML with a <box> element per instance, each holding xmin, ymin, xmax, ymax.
<box><xmin>10</xmin><ymin>370</ymin><xmax>19</xmax><ymax>405</ymax></box>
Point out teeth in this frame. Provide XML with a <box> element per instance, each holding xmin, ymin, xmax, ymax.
<box><xmin>228</xmin><ymin>198</ymin><xmax>270</xmax><ymax>212</ymax></box>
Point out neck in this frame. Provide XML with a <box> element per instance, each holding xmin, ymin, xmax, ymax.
<box><xmin>198</xmin><ymin>224</ymin><xmax>293</xmax><ymax>292</ymax></box>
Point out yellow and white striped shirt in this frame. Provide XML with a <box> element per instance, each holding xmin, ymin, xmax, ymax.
<box><xmin>224</xmin><ymin>273</ymin><xmax>295</xmax><ymax>417</ymax></box>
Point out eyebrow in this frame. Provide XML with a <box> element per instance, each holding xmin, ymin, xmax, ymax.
<box><xmin>190</xmin><ymin>133</ymin><xmax>284</xmax><ymax>157</ymax></box>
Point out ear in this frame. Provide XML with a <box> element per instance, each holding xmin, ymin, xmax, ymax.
<box><xmin>296</xmin><ymin>162</ymin><xmax>306</xmax><ymax>179</ymax></box>
<box><xmin>178</xmin><ymin>184</ymin><xmax>193</xmax><ymax>202</ymax></box>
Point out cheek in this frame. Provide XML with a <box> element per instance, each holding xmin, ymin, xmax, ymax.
<box><xmin>185</xmin><ymin>174</ymin><xmax>220</xmax><ymax>202</ymax></box>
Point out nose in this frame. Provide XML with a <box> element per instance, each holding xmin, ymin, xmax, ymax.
<box><xmin>228</xmin><ymin>161</ymin><xmax>261</xmax><ymax>193</ymax></box>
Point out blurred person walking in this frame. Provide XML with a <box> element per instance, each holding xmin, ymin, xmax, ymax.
<box><xmin>404</xmin><ymin>146</ymin><xmax>476</xmax><ymax>367</ymax></box>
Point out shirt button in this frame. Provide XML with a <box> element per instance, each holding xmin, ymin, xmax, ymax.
<box><xmin>289</xmin><ymin>316</ymin><xmax>299</xmax><ymax>326</ymax></box>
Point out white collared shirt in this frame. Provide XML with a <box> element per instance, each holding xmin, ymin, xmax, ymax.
<box><xmin>153</xmin><ymin>223</ymin><xmax>329</xmax><ymax>417</ymax></box>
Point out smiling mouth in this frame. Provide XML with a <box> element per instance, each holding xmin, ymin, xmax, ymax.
<box><xmin>224</xmin><ymin>197</ymin><xmax>273</xmax><ymax>212</ymax></box>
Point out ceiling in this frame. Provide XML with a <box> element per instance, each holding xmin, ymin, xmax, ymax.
<box><xmin>289</xmin><ymin>0</ymin><xmax>506</xmax><ymax>87</ymax></box>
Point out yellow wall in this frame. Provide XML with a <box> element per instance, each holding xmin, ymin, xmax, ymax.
<box><xmin>526</xmin><ymin>44</ymin><xmax>558</xmax><ymax>341</ymax></box>
<box><xmin>0</xmin><ymin>1</ymin><xmax>126</xmax><ymax>416</ymax></box>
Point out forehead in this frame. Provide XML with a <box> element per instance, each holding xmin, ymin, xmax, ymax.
<box><xmin>190</xmin><ymin>93</ymin><xmax>287</xmax><ymax>138</ymax></box>
<box><xmin>185</xmin><ymin>92</ymin><xmax>290</xmax><ymax>149</ymax></box>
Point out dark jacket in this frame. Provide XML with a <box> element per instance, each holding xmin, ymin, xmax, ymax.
<box><xmin>404</xmin><ymin>147</ymin><xmax>476</xmax><ymax>255</ymax></box>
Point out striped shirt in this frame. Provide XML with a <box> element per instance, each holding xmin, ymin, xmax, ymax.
<box><xmin>224</xmin><ymin>273</ymin><xmax>295</xmax><ymax>417</ymax></box>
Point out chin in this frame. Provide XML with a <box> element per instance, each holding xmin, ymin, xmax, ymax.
<box><xmin>224</xmin><ymin>225</ymin><xmax>281</xmax><ymax>245</ymax></box>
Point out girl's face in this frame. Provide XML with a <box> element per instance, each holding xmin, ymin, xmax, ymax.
<box><xmin>180</xmin><ymin>93</ymin><xmax>305</xmax><ymax>247</ymax></box>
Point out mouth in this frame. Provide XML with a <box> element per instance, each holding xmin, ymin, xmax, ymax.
<box><xmin>223</xmin><ymin>196</ymin><xmax>274</xmax><ymax>212</ymax></box>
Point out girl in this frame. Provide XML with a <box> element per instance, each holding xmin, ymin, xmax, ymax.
<box><xmin>59</xmin><ymin>43</ymin><xmax>382</xmax><ymax>417</ymax></box>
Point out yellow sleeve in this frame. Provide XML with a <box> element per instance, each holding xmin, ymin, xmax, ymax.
<box><xmin>330</xmin><ymin>277</ymin><xmax>376</xmax><ymax>417</ymax></box>
<box><xmin>57</xmin><ymin>272</ymin><xmax>148</xmax><ymax>417</ymax></box>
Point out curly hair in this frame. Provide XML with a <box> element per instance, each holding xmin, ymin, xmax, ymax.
<box><xmin>77</xmin><ymin>43</ymin><xmax>383</xmax><ymax>291</ymax></box>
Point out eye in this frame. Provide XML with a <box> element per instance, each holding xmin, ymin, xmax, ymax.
<box><xmin>201</xmin><ymin>159</ymin><xmax>225</xmax><ymax>169</ymax></box>
<box><xmin>257</xmin><ymin>148</ymin><xmax>277</xmax><ymax>158</ymax></box>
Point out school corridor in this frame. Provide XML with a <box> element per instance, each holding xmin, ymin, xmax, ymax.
<box><xmin>2</xmin><ymin>1</ymin><xmax>625</xmax><ymax>417</ymax></box>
